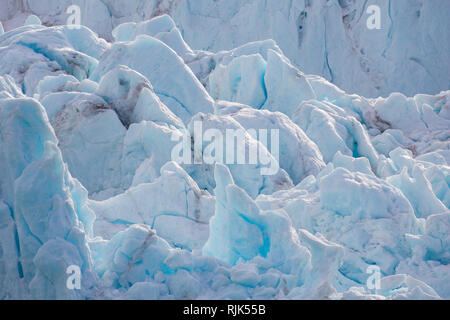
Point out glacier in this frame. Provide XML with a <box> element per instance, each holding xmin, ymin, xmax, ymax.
<box><xmin>2</xmin><ymin>0</ymin><xmax>450</xmax><ymax>98</ymax></box>
<box><xmin>0</xmin><ymin>3</ymin><xmax>449</xmax><ymax>301</ymax></box>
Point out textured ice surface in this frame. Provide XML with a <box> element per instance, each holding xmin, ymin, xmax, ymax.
<box><xmin>2</xmin><ymin>0</ymin><xmax>450</xmax><ymax>98</ymax></box>
<box><xmin>0</xmin><ymin>7</ymin><xmax>449</xmax><ymax>300</ymax></box>
<box><xmin>0</xmin><ymin>98</ymin><xmax>95</xmax><ymax>299</ymax></box>
<box><xmin>90</xmin><ymin>35</ymin><xmax>214</xmax><ymax>124</ymax></box>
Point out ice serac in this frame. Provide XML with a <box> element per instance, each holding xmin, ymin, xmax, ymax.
<box><xmin>392</xmin><ymin>211</ymin><xmax>450</xmax><ymax>299</ymax></box>
<box><xmin>95</xmin><ymin>65</ymin><xmax>184</xmax><ymax>128</ymax></box>
<box><xmin>40</xmin><ymin>91</ymin><xmax>127</xmax><ymax>196</ymax></box>
<box><xmin>182</xmin><ymin>112</ymin><xmax>293</xmax><ymax>199</ymax></box>
<box><xmin>209</xmin><ymin>54</ymin><xmax>267</xmax><ymax>109</ymax></box>
<box><xmin>387</xmin><ymin>166</ymin><xmax>448</xmax><ymax>219</ymax></box>
<box><xmin>120</xmin><ymin>121</ymin><xmax>183</xmax><ymax>193</ymax></box>
<box><xmin>0</xmin><ymin>97</ymin><xmax>95</xmax><ymax>299</ymax></box>
<box><xmin>317</xmin><ymin>167</ymin><xmax>420</xmax><ymax>276</ymax></box>
<box><xmin>217</xmin><ymin>104</ymin><xmax>325</xmax><ymax>184</ymax></box>
<box><xmin>112</xmin><ymin>14</ymin><xmax>177</xmax><ymax>42</ymax></box>
<box><xmin>89</xmin><ymin>161</ymin><xmax>214</xmax><ymax>250</ymax></box>
<box><xmin>37</xmin><ymin>74</ymin><xmax>84</xmax><ymax>99</ymax></box>
<box><xmin>112</xmin><ymin>14</ymin><xmax>196</xmax><ymax>62</ymax></box>
<box><xmin>203</xmin><ymin>164</ymin><xmax>312</xmax><ymax>281</ymax></box>
<box><xmin>190</xmin><ymin>39</ymin><xmax>282</xmax><ymax>88</ymax></box>
<box><xmin>91</xmin><ymin>224</ymin><xmax>174</xmax><ymax>292</ymax></box>
<box><xmin>263</xmin><ymin>49</ymin><xmax>316</xmax><ymax>117</ymax></box>
<box><xmin>207</xmin><ymin>48</ymin><xmax>317</xmax><ymax>118</ymax></box>
<box><xmin>0</xmin><ymin>24</ymin><xmax>108</xmax><ymax>94</ymax></box>
<box><xmin>90</xmin><ymin>35</ymin><xmax>214</xmax><ymax>124</ymax></box>
<box><xmin>36</xmin><ymin>69</ymin><xmax>186</xmax><ymax>199</ymax></box>
<box><xmin>256</xmin><ymin>164</ymin><xmax>423</xmax><ymax>286</ymax></box>
<box><xmin>203</xmin><ymin>163</ymin><xmax>352</xmax><ymax>299</ymax></box>
<box><xmin>341</xmin><ymin>274</ymin><xmax>441</xmax><ymax>300</ymax></box>
<box><xmin>372</xmin><ymin>92</ymin><xmax>450</xmax><ymax>158</ymax></box>
<box><xmin>292</xmin><ymin>98</ymin><xmax>380</xmax><ymax>166</ymax></box>
<box><xmin>380</xmin><ymin>147</ymin><xmax>450</xmax><ymax>212</ymax></box>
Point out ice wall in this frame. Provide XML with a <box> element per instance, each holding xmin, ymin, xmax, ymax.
<box><xmin>1</xmin><ymin>0</ymin><xmax>449</xmax><ymax>97</ymax></box>
<box><xmin>0</xmin><ymin>9</ymin><xmax>448</xmax><ymax>300</ymax></box>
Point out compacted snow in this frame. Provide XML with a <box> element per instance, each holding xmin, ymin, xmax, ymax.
<box><xmin>0</xmin><ymin>3</ymin><xmax>449</xmax><ymax>300</ymax></box>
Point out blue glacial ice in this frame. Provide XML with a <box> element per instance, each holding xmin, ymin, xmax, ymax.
<box><xmin>4</xmin><ymin>0</ymin><xmax>450</xmax><ymax>98</ymax></box>
<box><xmin>0</xmin><ymin>6</ymin><xmax>449</xmax><ymax>300</ymax></box>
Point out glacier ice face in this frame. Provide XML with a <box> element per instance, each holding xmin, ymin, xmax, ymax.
<box><xmin>89</xmin><ymin>161</ymin><xmax>214</xmax><ymax>250</ymax></box>
<box><xmin>42</xmin><ymin>91</ymin><xmax>127</xmax><ymax>195</ymax></box>
<box><xmin>0</xmin><ymin>24</ymin><xmax>108</xmax><ymax>95</ymax></box>
<box><xmin>387</xmin><ymin>166</ymin><xmax>448</xmax><ymax>219</ymax></box>
<box><xmin>3</xmin><ymin>0</ymin><xmax>450</xmax><ymax>98</ymax></box>
<box><xmin>95</xmin><ymin>65</ymin><xmax>184</xmax><ymax>129</ymax></box>
<box><xmin>90</xmin><ymin>35</ymin><xmax>214</xmax><ymax>124</ymax></box>
<box><xmin>217</xmin><ymin>105</ymin><xmax>325</xmax><ymax>184</ymax></box>
<box><xmin>182</xmin><ymin>112</ymin><xmax>294</xmax><ymax>199</ymax></box>
<box><xmin>257</xmin><ymin>165</ymin><xmax>421</xmax><ymax>279</ymax></box>
<box><xmin>209</xmin><ymin>53</ymin><xmax>267</xmax><ymax>109</ymax></box>
<box><xmin>0</xmin><ymin>97</ymin><xmax>96</xmax><ymax>299</ymax></box>
<box><xmin>0</xmin><ymin>7</ymin><xmax>449</xmax><ymax>301</ymax></box>
<box><xmin>263</xmin><ymin>49</ymin><xmax>316</xmax><ymax>117</ymax></box>
<box><xmin>203</xmin><ymin>163</ymin><xmax>311</xmax><ymax>273</ymax></box>
<box><xmin>111</xmin><ymin>14</ymin><xmax>196</xmax><ymax>63</ymax></box>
